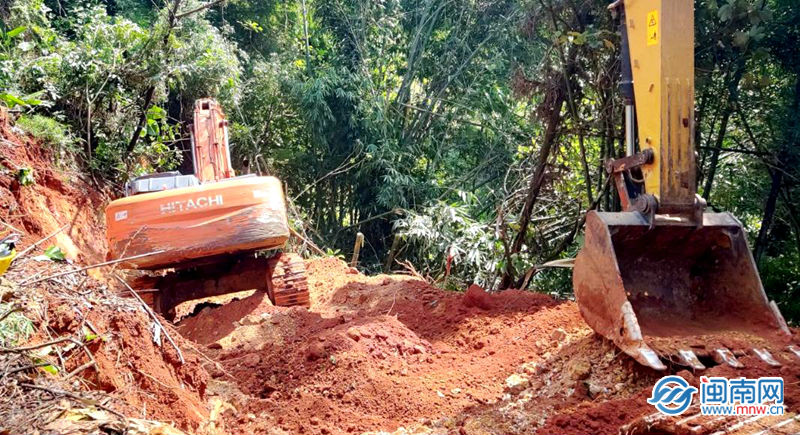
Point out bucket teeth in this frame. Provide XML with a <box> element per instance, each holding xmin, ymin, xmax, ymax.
<box><xmin>713</xmin><ymin>348</ymin><xmax>743</xmax><ymax>368</ymax></box>
<box><xmin>788</xmin><ymin>345</ymin><xmax>800</xmax><ymax>360</ymax></box>
<box><xmin>678</xmin><ymin>349</ymin><xmax>706</xmax><ymax>370</ymax></box>
<box><xmin>638</xmin><ymin>347</ymin><xmax>666</xmax><ymax>371</ymax></box>
<box><xmin>752</xmin><ymin>348</ymin><xmax>781</xmax><ymax>367</ymax></box>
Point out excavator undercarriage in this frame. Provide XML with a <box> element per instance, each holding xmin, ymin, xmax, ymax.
<box><xmin>134</xmin><ymin>252</ymin><xmax>309</xmax><ymax>320</ymax></box>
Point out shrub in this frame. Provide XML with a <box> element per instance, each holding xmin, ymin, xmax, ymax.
<box><xmin>15</xmin><ymin>114</ymin><xmax>75</xmax><ymax>151</ymax></box>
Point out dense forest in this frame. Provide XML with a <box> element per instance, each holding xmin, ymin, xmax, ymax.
<box><xmin>1</xmin><ymin>0</ymin><xmax>798</xmax><ymax>318</ymax></box>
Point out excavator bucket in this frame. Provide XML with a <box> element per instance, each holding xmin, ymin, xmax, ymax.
<box><xmin>574</xmin><ymin>211</ymin><xmax>792</xmax><ymax>371</ymax></box>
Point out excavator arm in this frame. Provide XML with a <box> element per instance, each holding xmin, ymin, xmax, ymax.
<box><xmin>572</xmin><ymin>0</ymin><xmax>794</xmax><ymax>371</ymax></box>
<box><xmin>609</xmin><ymin>0</ymin><xmax>703</xmax><ymax>223</ymax></box>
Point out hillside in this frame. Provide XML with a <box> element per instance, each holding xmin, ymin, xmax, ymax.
<box><xmin>1</xmin><ymin>111</ymin><xmax>799</xmax><ymax>435</ymax></box>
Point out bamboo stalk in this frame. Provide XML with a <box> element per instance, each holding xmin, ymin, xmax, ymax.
<box><xmin>350</xmin><ymin>232</ymin><xmax>364</xmax><ymax>267</ymax></box>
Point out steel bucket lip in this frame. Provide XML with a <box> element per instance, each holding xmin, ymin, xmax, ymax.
<box><xmin>590</xmin><ymin>210</ymin><xmax>743</xmax><ymax>228</ymax></box>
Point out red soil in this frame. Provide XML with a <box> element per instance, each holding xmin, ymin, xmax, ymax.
<box><xmin>0</xmin><ymin>111</ymin><xmax>210</xmax><ymax>431</ymax></box>
<box><xmin>43</xmin><ymin>296</ymin><xmax>210</xmax><ymax>428</ymax></box>
<box><xmin>176</xmin><ymin>250</ymin><xmax>800</xmax><ymax>435</ymax></box>
<box><xmin>180</xmin><ymin>258</ymin><xmax>588</xmax><ymax>434</ymax></box>
<box><xmin>0</xmin><ymin>112</ymin><xmax>107</xmax><ymax>264</ymax></box>
<box><xmin>534</xmin><ymin>354</ymin><xmax>800</xmax><ymax>435</ymax></box>
<box><xmin>4</xmin><ymin>107</ymin><xmax>800</xmax><ymax>435</ymax></box>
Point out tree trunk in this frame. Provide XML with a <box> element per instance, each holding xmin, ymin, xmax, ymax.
<box><xmin>754</xmin><ymin>169</ymin><xmax>783</xmax><ymax>264</ymax></box>
<box><xmin>702</xmin><ymin>63</ymin><xmax>745</xmax><ymax>201</ymax></box>
<box><xmin>577</xmin><ymin>130</ymin><xmax>593</xmax><ymax>205</ymax></box>
<box><xmin>499</xmin><ymin>89</ymin><xmax>566</xmax><ymax>289</ymax></box>
<box><xmin>125</xmin><ymin>0</ymin><xmax>182</xmax><ymax>157</ymax></box>
<box><xmin>125</xmin><ymin>86</ymin><xmax>155</xmax><ymax>155</ymax></box>
<box><xmin>754</xmin><ymin>73</ymin><xmax>800</xmax><ymax>263</ymax></box>
<box><xmin>780</xmin><ymin>187</ymin><xmax>800</xmax><ymax>255</ymax></box>
<box><xmin>701</xmin><ymin>108</ymin><xmax>731</xmax><ymax>201</ymax></box>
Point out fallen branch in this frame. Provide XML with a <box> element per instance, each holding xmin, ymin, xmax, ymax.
<box><xmin>1</xmin><ymin>336</ymin><xmax>75</xmax><ymax>353</ymax></box>
<box><xmin>15</xmin><ymin>224</ymin><xmax>69</xmax><ymax>260</ymax></box>
<box><xmin>109</xmin><ymin>226</ymin><xmax>147</xmax><ymax>275</ymax></box>
<box><xmin>114</xmin><ymin>275</ymin><xmax>184</xmax><ymax>364</ymax></box>
<box><xmin>175</xmin><ymin>0</ymin><xmax>226</xmax><ymax>19</ymax></box>
<box><xmin>0</xmin><ymin>220</ymin><xmax>23</xmax><ymax>235</ymax></box>
<box><xmin>289</xmin><ymin>227</ymin><xmax>326</xmax><ymax>256</ymax></box>
<box><xmin>1</xmin><ymin>336</ymin><xmax>97</xmax><ymax>374</ymax></box>
<box><xmin>4</xmin><ymin>361</ymin><xmax>53</xmax><ymax>376</ymax></box>
<box><xmin>337</xmin><ymin>209</ymin><xmax>403</xmax><ymax>232</ymax></box>
<box><xmin>20</xmin><ymin>382</ymin><xmax>127</xmax><ymax>420</ymax></box>
<box><xmin>135</xmin><ymin>367</ymin><xmax>178</xmax><ymax>390</ymax></box>
<box><xmin>20</xmin><ymin>251</ymin><xmax>165</xmax><ymax>286</ymax></box>
<box><xmin>65</xmin><ymin>360</ymin><xmax>97</xmax><ymax>380</ymax></box>
<box><xmin>396</xmin><ymin>259</ymin><xmax>426</xmax><ymax>281</ymax></box>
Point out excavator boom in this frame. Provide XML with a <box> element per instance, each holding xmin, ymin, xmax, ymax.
<box><xmin>573</xmin><ymin>0</ymin><xmax>793</xmax><ymax>371</ymax></box>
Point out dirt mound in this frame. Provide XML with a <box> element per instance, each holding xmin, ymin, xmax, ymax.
<box><xmin>42</xmin><ymin>290</ymin><xmax>210</xmax><ymax>427</ymax></box>
<box><xmin>0</xmin><ymin>112</ymin><xmax>212</xmax><ymax>433</ymax></box>
<box><xmin>0</xmin><ymin>110</ymin><xmax>107</xmax><ymax>264</ymax></box>
<box><xmin>176</xmin><ymin>256</ymin><xmax>800</xmax><ymax>435</ymax></box>
<box><xmin>178</xmin><ymin>257</ymin><xmax>588</xmax><ymax>434</ymax></box>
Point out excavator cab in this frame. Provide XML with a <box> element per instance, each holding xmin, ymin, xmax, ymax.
<box><xmin>573</xmin><ymin>0</ymin><xmax>792</xmax><ymax>371</ymax></box>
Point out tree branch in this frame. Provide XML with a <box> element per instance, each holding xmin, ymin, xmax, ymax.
<box><xmin>175</xmin><ymin>0</ymin><xmax>226</xmax><ymax>20</ymax></box>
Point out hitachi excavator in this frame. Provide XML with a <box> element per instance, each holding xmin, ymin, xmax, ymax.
<box><xmin>105</xmin><ymin>99</ymin><xmax>309</xmax><ymax>319</ymax></box>
<box><xmin>573</xmin><ymin>0</ymin><xmax>797</xmax><ymax>370</ymax></box>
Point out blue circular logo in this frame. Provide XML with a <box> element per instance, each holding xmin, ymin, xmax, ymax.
<box><xmin>647</xmin><ymin>375</ymin><xmax>698</xmax><ymax>415</ymax></box>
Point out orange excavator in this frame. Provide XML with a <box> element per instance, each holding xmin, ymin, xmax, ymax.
<box><xmin>573</xmin><ymin>0</ymin><xmax>797</xmax><ymax>371</ymax></box>
<box><xmin>105</xmin><ymin>99</ymin><xmax>309</xmax><ymax>318</ymax></box>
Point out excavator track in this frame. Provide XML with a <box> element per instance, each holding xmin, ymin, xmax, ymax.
<box><xmin>125</xmin><ymin>252</ymin><xmax>310</xmax><ymax>319</ymax></box>
<box><xmin>267</xmin><ymin>253</ymin><xmax>310</xmax><ymax>308</ymax></box>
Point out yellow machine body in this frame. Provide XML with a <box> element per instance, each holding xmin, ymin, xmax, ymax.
<box><xmin>0</xmin><ymin>249</ymin><xmax>14</xmax><ymax>275</ymax></box>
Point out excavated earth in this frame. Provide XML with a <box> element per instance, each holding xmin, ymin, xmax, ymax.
<box><xmin>178</xmin><ymin>263</ymin><xmax>589</xmax><ymax>434</ymax></box>
<box><xmin>1</xmin><ymin>110</ymin><xmax>800</xmax><ymax>435</ymax></box>
<box><xmin>173</xmin><ymin>258</ymin><xmax>800</xmax><ymax>435</ymax></box>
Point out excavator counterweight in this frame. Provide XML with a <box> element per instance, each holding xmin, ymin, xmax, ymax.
<box><xmin>573</xmin><ymin>0</ymin><xmax>793</xmax><ymax>370</ymax></box>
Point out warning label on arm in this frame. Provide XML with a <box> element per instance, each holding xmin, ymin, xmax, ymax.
<box><xmin>647</xmin><ymin>10</ymin><xmax>659</xmax><ymax>46</ymax></box>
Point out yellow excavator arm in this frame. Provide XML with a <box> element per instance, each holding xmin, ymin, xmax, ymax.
<box><xmin>572</xmin><ymin>0</ymin><xmax>794</xmax><ymax>371</ymax></box>
<box><xmin>626</xmin><ymin>0</ymin><xmax>697</xmax><ymax>213</ymax></box>
<box><xmin>608</xmin><ymin>0</ymin><xmax>703</xmax><ymax>223</ymax></box>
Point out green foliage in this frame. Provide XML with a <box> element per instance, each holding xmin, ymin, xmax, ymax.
<box><xmin>38</xmin><ymin>360</ymin><xmax>58</xmax><ymax>374</ymax></box>
<box><xmin>323</xmin><ymin>248</ymin><xmax>344</xmax><ymax>261</ymax></box>
<box><xmin>0</xmin><ymin>0</ymin><xmax>243</xmax><ymax>178</ymax></box>
<box><xmin>0</xmin><ymin>24</ymin><xmax>27</xmax><ymax>91</ymax></box>
<box><xmin>532</xmin><ymin>268</ymin><xmax>572</xmax><ymax>298</ymax></box>
<box><xmin>0</xmin><ymin>303</ymin><xmax>34</xmax><ymax>346</ymax></box>
<box><xmin>395</xmin><ymin>199</ymin><xmax>501</xmax><ymax>288</ymax></box>
<box><xmin>760</xmin><ymin>244</ymin><xmax>800</xmax><ymax>324</ymax></box>
<box><xmin>33</xmin><ymin>245</ymin><xmax>65</xmax><ymax>261</ymax></box>
<box><xmin>16</xmin><ymin>167</ymin><xmax>34</xmax><ymax>185</ymax></box>
<box><xmin>16</xmin><ymin>114</ymin><xmax>75</xmax><ymax>151</ymax></box>
<box><xmin>0</xmin><ymin>91</ymin><xmax>41</xmax><ymax>108</ymax></box>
